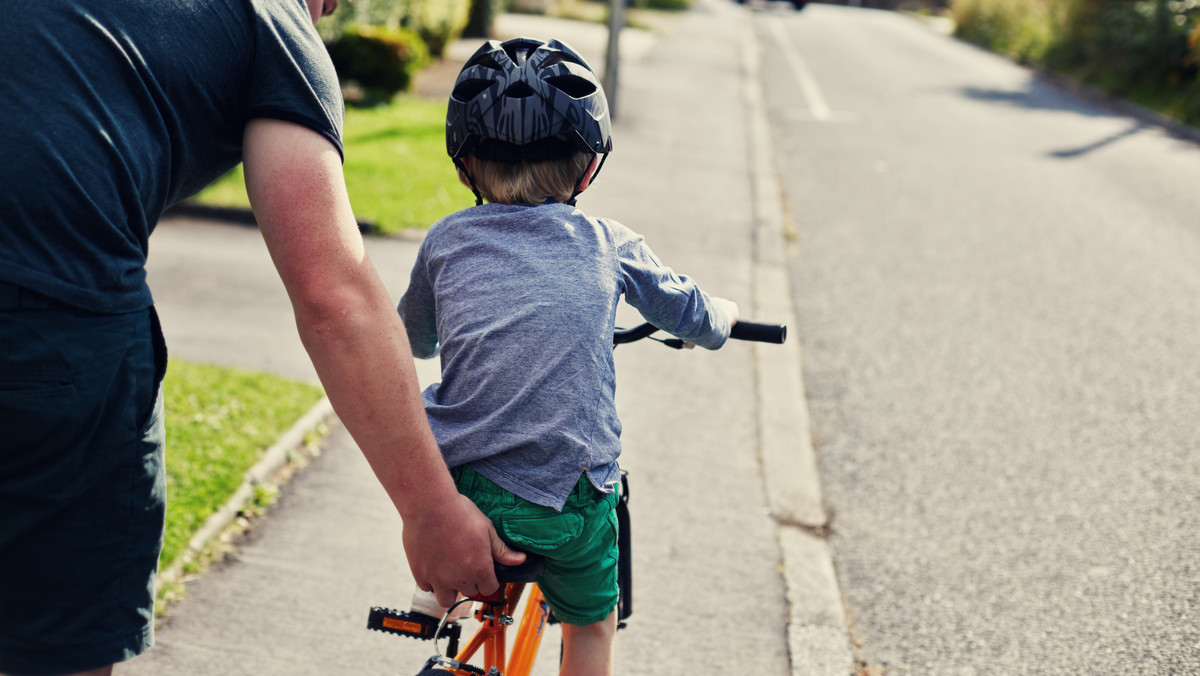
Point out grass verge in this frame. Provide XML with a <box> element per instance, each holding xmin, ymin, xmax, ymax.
<box><xmin>189</xmin><ymin>96</ymin><xmax>467</xmax><ymax>236</ymax></box>
<box><xmin>157</xmin><ymin>359</ymin><xmax>326</xmax><ymax>609</ymax></box>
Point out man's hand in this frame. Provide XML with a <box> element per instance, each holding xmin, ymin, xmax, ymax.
<box><xmin>403</xmin><ymin>494</ymin><xmax>526</xmax><ymax>607</ymax></box>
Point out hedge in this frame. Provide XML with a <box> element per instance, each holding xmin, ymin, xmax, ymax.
<box><xmin>951</xmin><ymin>0</ymin><xmax>1200</xmax><ymax>125</ymax></box>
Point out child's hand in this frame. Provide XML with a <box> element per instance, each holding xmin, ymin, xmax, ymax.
<box><xmin>714</xmin><ymin>297</ymin><xmax>740</xmax><ymax>327</ymax></box>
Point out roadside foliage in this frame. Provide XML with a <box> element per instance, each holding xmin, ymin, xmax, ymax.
<box><xmin>951</xmin><ymin>0</ymin><xmax>1200</xmax><ymax>125</ymax></box>
<box><xmin>319</xmin><ymin>0</ymin><xmax>470</xmax><ymax>106</ymax></box>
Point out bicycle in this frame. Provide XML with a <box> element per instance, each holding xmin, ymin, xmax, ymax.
<box><xmin>367</xmin><ymin>319</ymin><xmax>787</xmax><ymax>675</ymax></box>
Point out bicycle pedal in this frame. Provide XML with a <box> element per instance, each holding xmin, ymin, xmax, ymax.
<box><xmin>418</xmin><ymin>656</ymin><xmax>488</xmax><ymax>675</ymax></box>
<box><xmin>366</xmin><ymin>607</ymin><xmax>461</xmax><ymax>643</ymax></box>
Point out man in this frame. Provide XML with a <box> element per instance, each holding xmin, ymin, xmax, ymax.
<box><xmin>0</xmin><ymin>1</ymin><xmax>519</xmax><ymax>674</ymax></box>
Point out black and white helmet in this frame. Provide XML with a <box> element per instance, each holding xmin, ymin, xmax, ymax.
<box><xmin>446</xmin><ymin>37</ymin><xmax>613</xmax><ymax>164</ymax></box>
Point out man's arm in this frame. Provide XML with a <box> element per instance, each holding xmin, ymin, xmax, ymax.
<box><xmin>241</xmin><ymin>118</ymin><xmax>521</xmax><ymax>605</ymax></box>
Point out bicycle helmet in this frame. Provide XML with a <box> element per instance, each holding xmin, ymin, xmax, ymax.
<box><xmin>446</xmin><ymin>37</ymin><xmax>613</xmax><ymax>204</ymax></box>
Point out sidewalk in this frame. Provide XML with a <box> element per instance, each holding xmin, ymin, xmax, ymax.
<box><xmin>128</xmin><ymin>2</ymin><xmax>851</xmax><ymax>674</ymax></box>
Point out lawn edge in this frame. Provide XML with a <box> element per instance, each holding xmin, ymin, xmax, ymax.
<box><xmin>156</xmin><ymin>396</ymin><xmax>336</xmax><ymax>592</ymax></box>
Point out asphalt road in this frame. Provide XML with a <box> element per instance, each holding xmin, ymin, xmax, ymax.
<box><xmin>758</xmin><ymin>4</ymin><xmax>1200</xmax><ymax>674</ymax></box>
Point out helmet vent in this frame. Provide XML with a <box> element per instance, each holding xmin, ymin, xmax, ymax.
<box><xmin>452</xmin><ymin>78</ymin><xmax>494</xmax><ymax>101</ymax></box>
<box><xmin>466</xmin><ymin>52</ymin><xmax>503</xmax><ymax>70</ymax></box>
<box><xmin>546</xmin><ymin>75</ymin><xmax>597</xmax><ymax>99</ymax></box>
<box><xmin>538</xmin><ymin>52</ymin><xmax>586</xmax><ymax>69</ymax></box>
<box><xmin>503</xmin><ymin>81</ymin><xmax>536</xmax><ymax>98</ymax></box>
<box><xmin>502</xmin><ymin>39</ymin><xmax>540</xmax><ymax>66</ymax></box>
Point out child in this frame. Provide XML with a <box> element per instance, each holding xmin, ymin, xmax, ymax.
<box><xmin>398</xmin><ymin>37</ymin><xmax>738</xmax><ymax>676</ymax></box>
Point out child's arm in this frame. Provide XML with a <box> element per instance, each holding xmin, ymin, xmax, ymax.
<box><xmin>615</xmin><ymin>226</ymin><xmax>738</xmax><ymax>349</ymax></box>
<box><xmin>398</xmin><ymin>246</ymin><xmax>439</xmax><ymax>359</ymax></box>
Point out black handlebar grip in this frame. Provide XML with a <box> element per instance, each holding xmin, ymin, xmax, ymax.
<box><xmin>730</xmin><ymin>321</ymin><xmax>787</xmax><ymax>344</ymax></box>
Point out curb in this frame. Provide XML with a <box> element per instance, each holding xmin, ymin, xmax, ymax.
<box><xmin>157</xmin><ymin>397</ymin><xmax>336</xmax><ymax>590</ymax></box>
<box><xmin>1033</xmin><ymin>68</ymin><xmax>1200</xmax><ymax>146</ymax></box>
<box><xmin>740</xmin><ymin>9</ymin><xmax>855</xmax><ymax>676</ymax></box>
<box><xmin>165</xmin><ymin>202</ymin><xmax>380</xmax><ymax>235</ymax></box>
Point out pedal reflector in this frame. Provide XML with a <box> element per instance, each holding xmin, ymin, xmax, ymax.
<box><xmin>367</xmin><ymin>607</ymin><xmax>460</xmax><ymax>643</ymax></box>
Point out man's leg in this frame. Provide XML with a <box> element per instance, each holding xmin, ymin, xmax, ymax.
<box><xmin>0</xmin><ymin>289</ymin><xmax>166</xmax><ymax>676</ymax></box>
<box><xmin>1</xmin><ymin>667</ymin><xmax>112</xmax><ymax>676</ymax></box>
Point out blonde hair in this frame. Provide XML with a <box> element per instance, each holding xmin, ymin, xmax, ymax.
<box><xmin>460</xmin><ymin>152</ymin><xmax>591</xmax><ymax>205</ymax></box>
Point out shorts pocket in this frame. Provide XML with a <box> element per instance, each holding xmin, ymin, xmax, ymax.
<box><xmin>0</xmin><ymin>375</ymin><xmax>78</xmax><ymax>456</ymax></box>
<box><xmin>499</xmin><ymin>512</ymin><xmax>585</xmax><ymax>552</ymax></box>
<box><xmin>0</xmin><ymin>373</ymin><xmax>74</xmax><ymax>399</ymax></box>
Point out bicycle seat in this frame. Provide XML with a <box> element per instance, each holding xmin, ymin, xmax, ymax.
<box><xmin>494</xmin><ymin>552</ymin><xmax>544</xmax><ymax>583</ymax></box>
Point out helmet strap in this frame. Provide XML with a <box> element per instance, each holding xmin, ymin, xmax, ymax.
<box><xmin>454</xmin><ymin>157</ymin><xmax>485</xmax><ymax>206</ymax></box>
<box><xmin>568</xmin><ymin>153</ymin><xmax>608</xmax><ymax>206</ymax></box>
<box><xmin>590</xmin><ymin>152</ymin><xmax>610</xmax><ymax>185</ymax></box>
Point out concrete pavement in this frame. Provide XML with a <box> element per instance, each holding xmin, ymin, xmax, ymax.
<box><xmin>125</xmin><ymin>1</ymin><xmax>852</xmax><ymax>673</ymax></box>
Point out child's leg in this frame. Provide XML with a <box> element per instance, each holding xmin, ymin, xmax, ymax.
<box><xmin>559</xmin><ymin>610</ymin><xmax>618</xmax><ymax>676</ymax></box>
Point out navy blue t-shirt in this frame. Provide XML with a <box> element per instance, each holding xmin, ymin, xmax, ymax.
<box><xmin>0</xmin><ymin>0</ymin><xmax>344</xmax><ymax>313</ymax></box>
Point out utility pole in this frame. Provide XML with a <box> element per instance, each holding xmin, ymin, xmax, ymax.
<box><xmin>603</xmin><ymin>0</ymin><xmax>624</xmax><ymax>119</ymax></box>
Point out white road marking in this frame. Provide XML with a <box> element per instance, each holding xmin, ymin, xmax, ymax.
<box><xmin>768</xmin><ymin>18</ymin><xmax>833</xmax><ymax>122</ymax></box>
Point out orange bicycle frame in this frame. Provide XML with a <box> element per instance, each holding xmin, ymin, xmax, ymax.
<box><xmin>446</xmin><ymin>582</ymin><xmax>551</xmax><ymax>676</ymax></box>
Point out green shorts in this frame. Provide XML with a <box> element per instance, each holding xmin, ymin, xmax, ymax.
<box><xmin>0</xmin><ymin>281</ymin><xmax>167</xmax><ymax>675</ymax></box>
<box><xmin>452</xmin><ymin>466</ymin><xmax>620</xmax><ymax>626</ymax></box>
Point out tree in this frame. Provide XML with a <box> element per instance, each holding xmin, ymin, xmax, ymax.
<box><xmin>464</xmin><ymin>0</ymin><xmax>500</xmax><ymax>38</ymax></box>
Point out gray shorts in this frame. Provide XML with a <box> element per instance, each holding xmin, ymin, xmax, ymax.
<box><xmin>0</xmin><ymin>281</ymin><xmax>167</xmax><ymax>675</ymax></box>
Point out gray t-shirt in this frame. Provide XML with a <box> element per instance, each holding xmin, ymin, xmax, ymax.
<box><xmin>0</xmin><ymin>0</ymin><xmax>343</xmax><ymax>313</ymax></box>
<box><xmin>399</xmin><ymin>202</ymin><xmax>732</xmax><ymax>509</ymax></box>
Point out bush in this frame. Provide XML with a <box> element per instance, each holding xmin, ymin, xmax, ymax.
<box><xmin>325</xmin><ymin>24</ymin><xmax>429</xmax><ymax>106</ymax></box>
<box><xmin>1191</xmin><ymin>20</ymin><xmax>1200</xmax><ymax>67</ymax></box>
<box><xmin>952</xmin><ymin>0</ymin><xmax>1057</xmax><ymax>63</ymax></box>
<box><xmin>1188</xmin><ymin>21</ymin><xmax>1200</xmax><ymax>120</ymax></box>
<box><xmin>635</xmin><ymin>0</ymin><xmax>692</xmax><ymax>10</ymax></box>
<box><xmin>318</xmin><ymin>0</ymin><xmax>469</xmax><ymax>59</ymax></box>
<box><xmin>405</xmin><ymin>0</ymin><xmax>472</xmax><ymax>57</ymax></box>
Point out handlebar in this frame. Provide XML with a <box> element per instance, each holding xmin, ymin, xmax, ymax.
<box><xmin>613</xmin><ymin>320</ymin><xmax>786</xmax><ymax>348</ymax></box>
<box><xmin>730</xmin><ymin>321</ymin><xmax>788</xmax><ymax>344</ymax></box>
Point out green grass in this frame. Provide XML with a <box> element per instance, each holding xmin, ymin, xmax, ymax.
<box><xmin>160</xmin><ymin>359</ymin><xmax>325</xmax><ymax>571</ymax></box>
<box><xmin>190</xmin><ymin>96</ymin><xmax>469</xmax><ymax>235</ymax></box>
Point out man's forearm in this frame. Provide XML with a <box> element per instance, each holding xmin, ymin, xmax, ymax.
<box><xmin>289</xmin><ymin>259</ymin><xmax>519</xmax><ymax>604</ymax></box>
<box><xmin>290</xmin><ymin>256</ymin><xmax>458</xmax><ymax>516</ymax></box>
<box><xmin>242</xmin><ymin>117</ymin><xmax>515</xmax><ymax>604</ymax></box>
<box><xmin>241</xmin><ymin>117</ymin><xmax>456</xmax><ymax>513</ymax></box>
